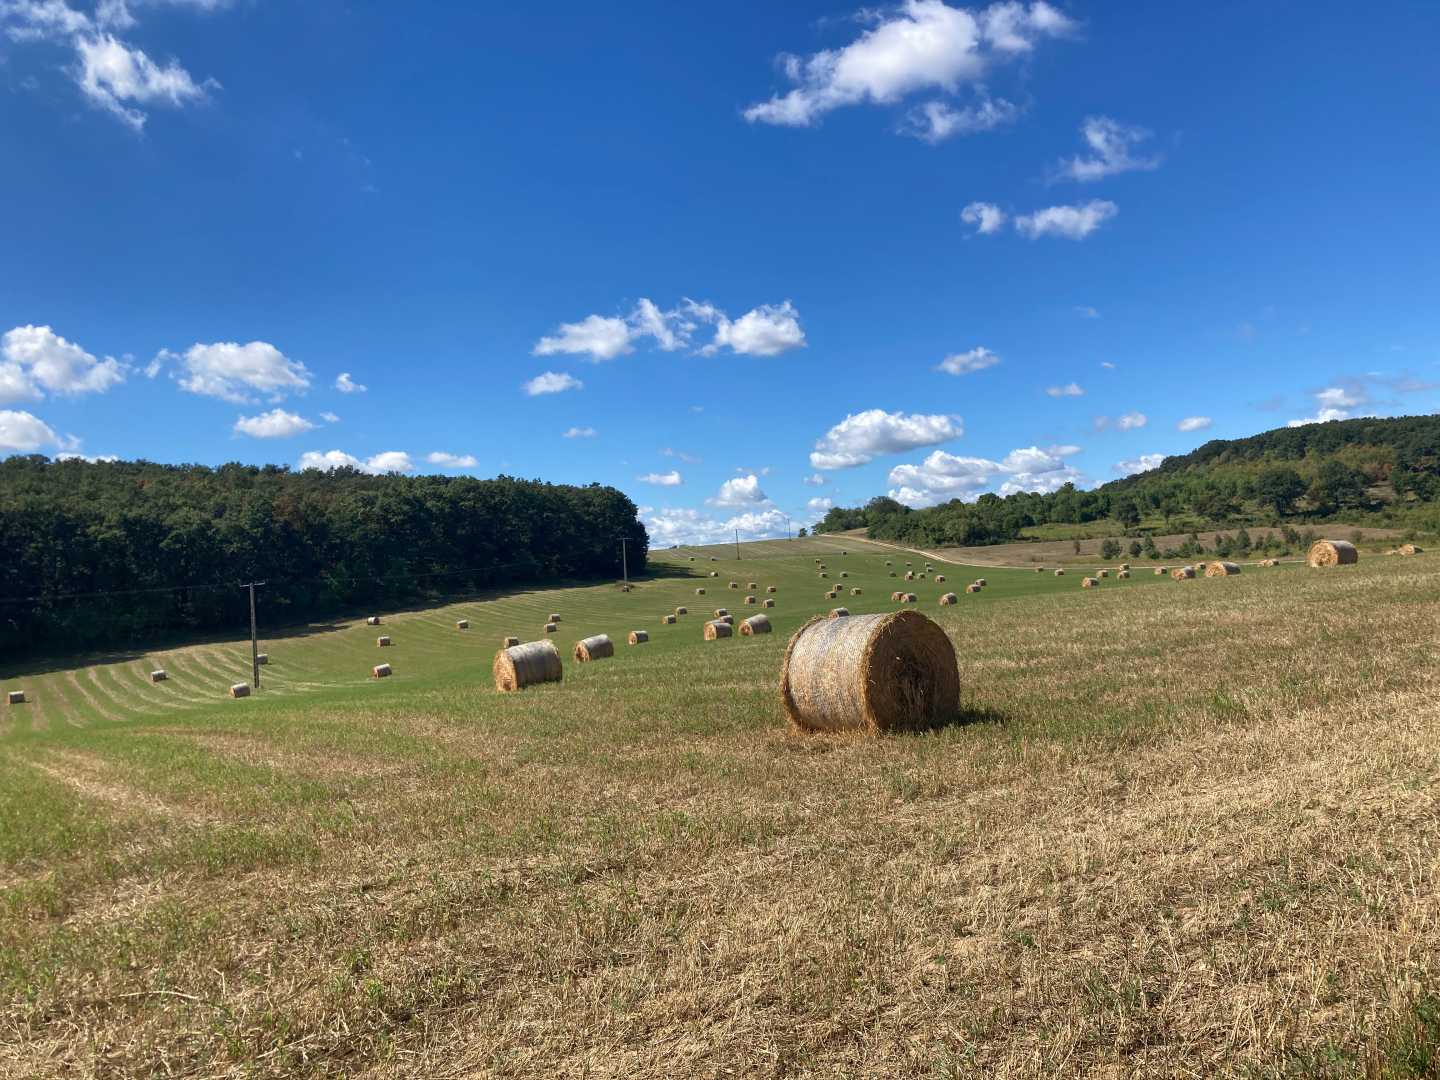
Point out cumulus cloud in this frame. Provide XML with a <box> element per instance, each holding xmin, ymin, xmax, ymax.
<box><xmin>563</xmin><ymin>426</ymin><xmax>597</xmax><ymax>439</ymax></box>
<box><xmin>638</xmin><ymin>470</ymin><xmax>683</xmax><ymax>486</ymax></box>
<box><xmin>961</xmin><ymin>201</ymin><xmax>1007</xmax><ymax>235</ymax></box>
<box><xmin>810</xmin><ymin>408</ymin><xmax>962</xmax><ymax>469</ymax></box>
<box><xmin>522</xmin><ymin>371</ymin><xmax>583</xmax><ymax>396</ymax></box>
<box><xmin>1014</xmin><ymin>200</ymin><xmax>1118</xmax><ymax>240</ymax></box>
<box><xmin>0</xmin><ymin>324</ymin><xmax>125</xmax><ymax>402</ymax></box>
<box><xmin>1045</xmin><ymin>382</ymin><xmax>1084</xmax><ymax>397</ymax></box>
<box><xmin>662</xmin><ymin>446</ymin><xmax>700</xmax><ymax>463</ymax></box>
<box><xmin>802</xmin><ymin>473</ymin><xmax>826</xmax><ymax>486</ymax></box>
<box><xmin>807</xmin><ymin>496</ymin><xmax>834</xmax><ymax>513</ymax></box>
<box><xmin>1177</xmin><ymin>415</ymin><xmax>1212</xmax><ymax>432</ymax></box>
<box><xmin>1286</xmin><ymin>385</ymin><xmax>1370</xmax><ymax>427</ymax></box>
<box><xmin>320</xmin><ymin>411</ymin><xmax>340</xmax><ymax>423</ymax></box>
<box><xmin>936</xmin><ymin>346</ymin><xmax>1000</xmax><ymax>375</ymax></box>
<box><xmin>700</xmin><ymin>300</ymin><xmax>806</xmax><ymax>357</ymax></box>
<box><xmin>533</xmin><ymin>313</ymin><xmax>635</xmax><ymax>361</ymax></box>
<box><xmin>427</xmin><ymin>451</ymin><xmax>478</xmax><ymax>468</ymax></box>
<box><xmin>1116</xmin><ymin>411</ymin><xmax>1147</xmax><ymax>430</ymax></box>
<box><xmin>0</xmin><ymin>408</ymin><xmax>66</xmax><ymax>452</ymax></box>
<box><xmin>903</xmin><ymin>95</ymin><xmax>1020</xmax><ymax>143</ymax></box>
<box><xmin>155</xmin><ymin>340</ymin><xmax>310</xmax><ymax>404</ymax></box>
<box><xmin>641</xmin><ymin>506</ymin><xmax>791</xmax><ymax>547</ymax></box>
<box><xmin>298</xmin><ymin>449</ymin><xmax>414</xmax><ymax>474</ymax></box>
<box><xmin>233</xmin><ymin>408</ymin><xmax>315</xmax><ymax>439</ymax></box>
<box><xmin>709</xmin><ymin>473</ymin><xmax>769</xmax><ymax>506</ymax></box>
<box><xmin>1114</xmin><ymin>453</ymin><xmax>1164</xmax><ymax>476</ymax></box>
<box><xmin>742</xmin><ymin>0</ymin><xmax>1072</xmax><ymax>131</ymax></box>
<box><xmin>1053</xmin><ymin>116</ymin><xmax>1162</xmax><ymax>183</ymax></box>
<box><xmin>887</xmin><ymin>443</ymin><xmax>1082</xmax><ymax>507</ymax></box>
<box><xmin>533</xmin><ymin>297</ymin><xmax>805</xmax><ymax>360</ymax></box>
<box><xmin>335</xmin><ymin>372</ymin><xmax>367</xmax><ymax>394</ymax></box>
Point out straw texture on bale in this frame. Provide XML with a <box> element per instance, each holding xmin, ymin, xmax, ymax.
<box><xmin>229</xmin><ymin>684</ymin><xmax>250</xmax><ymax>699</ymax></box>
<box><xmin>1082</xmin><ymin>577</ymin><xmax>1099</xmax><ymax>589</ymax></box>
<box><xmin>628</xmin><ymin>630</ymin><xmax>648</xmax><ymax>645</ymax></box>
<box><xmin>573</xmin><ymin>634</ymin><xmax>614</xmax><ymax>662</ymax></box>
<box><xmin>1205</xmin><ymin>561</ymin><xmax>1241</xmax><ymax>577</ymax></box>
<box><xmin>704</xmin><ymin>620</ymin><xmax>733</xmax><ymax>640</ymax></box>
<box><xmin>939</xmin><ymin>592</ymin><xmax>958</xmax><ymax>605</ymax></box>
<box><xmin>373</xmin><ymin>663</ymin><xmax>392</xmax><ymax>679</ymax></box>
<box><xmin>780</xmin><ymin>610</ymin><xmax>959</xmax><ymax>734</ymax></box>
<box><xmin>763</xmin><ymin>598</ymin><xmax>775</xmax><ymax>607</ymax></box>
<box><xmin>662</xmin><ymin>614</ymin><xmax>677</xmax><ymax>625</ymax></box>
<box><xmin>7</xmin><ymin>690</ymin><xmax>26</xmax><ymax>705</ymax></box>
<box><xmin>377</xmin><ymin>636</ymin><xmax>391</xmax><ymax>647</ymax></box>
<box><xmin>739</xmin><ymin>614</ymin><xmax>772</xmax><ymax>636</ymax></box>
<box><xmin>456</xmin><ymin>619</ymin><xmax>469</xmax><ymax>629</ymax></box>
<box><xmin>714</xmin><ymin>607</ymin><xmax>729</xmax><ymax>617</ymax></box>
<box><xmin>1171</xmin><ymin>566</ymin><xmax>1196</xmax><ymax>580</ymax></box>
<box><xmin>494</xmin><ymin>639</ymin><xmax>563</xmax><ymax>692</ymax></box>
<box><xmin>829</xmin><ymin>607</ymin><xmax>850</xmax><ymax>618</ymax></box>
<box><xmin>150</xmin><ymin>670</ymin><xmax>167</xmax><ymax>683</ymax></box>
<box><xmin>966</xmin><ymin>583</ymin><xmax>981</xmax><ymax>593</ymax></box>
<box><xmin>1308</xmin><ymin>539</ymin><xmax>1359</xmax><ymax>567</ymax></box>
<box><xmin>502</xmin><ymin>636</ymin><xmax>520</xmax><ymax>648</ymax></box>
<box><xmin>366</xmin><ymin>616</ymin><xmax>381</xmax><ymax>626</ymax></box>
<box><xmin>544</xmin><ymin>622</ymin><xmax>557</xmax><ymax>634</ymax></box>
<box><xmin>1399</xmin><ymin>543</ymin><xmax>1423</xmax><ymax>556</ymax></box>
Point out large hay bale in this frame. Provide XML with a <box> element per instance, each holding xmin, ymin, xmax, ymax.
<box><xmin>939</xmin><ymin>592</ymin><xmax>958</xmax><ymax>605</ymax></box>
<box><xmin>1205</xmin><ymin>561</ymin><xmax>1241</xmax><ymax>577</ymax></box>
<box><xmin>780</xmin><ymin>610</ymin><xmax>958</xmax><ymax>734</ymax></box>
<box><xmin>890</xmin><ymin>590</ymin><xmax>904</xmax><ymax>602</ymax></box>
<box><xmin>1170</xmin><ymin>566</ymin><xmax>1196</xmax><ymax>580</ymax></box>
<box><xmin>150</xmin><ymin>670</ymin><xmax>167</xmax><ymax>683</ymax></box>
<box><xmin>829</xmin><ymin>607</ymin><xmax>850</xmax><ymax>618</ymax></box>
<box><xmin>229</xmin><ymin>683</ymin><xmax>250</xmax><ymax>698</ymax></box>
<box><xmin>1082</xmin><ymin>577</ymin><xmax>1099</xmax><ymax>589</ymax></box>
<box><xmin>744</xmin><ymin>594</ymin><xmax>757</xmax><ymax>605</ymax></box>
<box><xmin>766</xmin><ymin>585</ymin><xmax>777</xmax><ymax>594</ymax></box>
<box><xmin>1308</xmin><ymin>539</ymin><xmax>1359</xmax><ymax>567</ymax></box>
<box><xmin>377</xmin><ymin>636</ymin><xmax>392</xmax><ymax>647</ymax></box>
<box><xmin>366</xmin><ymin>616</ymin><xmax>381</xmax><ymax>626</ymax></box>
<box><xmin>714</xmin><ymin>607</ymin><xmax>729</xmax><ymax>617</ymax></box>
<box><xmin>763</xmin><ymin>598</ymin><xmax>775</xmax><ymax>608</ymax></box>
<box><xmin>7</xmin><ymin>690</ymin><xmax>26</xmax><ymax>705</ymax></box>
<box><xmin>574</xmin><ymin>634</ymin><xmax>614</xmax><ymax>662</ymax></box>
<box><xmin>544</xmin><ymin>622</ymin><xmax>558</xmax><ymax>634</ymax></box>
<box><xmin>825</xmin><ymin>589</ymin><xmax>838</xmax><ymax>599</ymax></box>
<box><xmin>662</xmin><ymin>614</ymin><xmax>676</xmax><ymax>625</ymax></box>
<box><xmin>704</xmin><ymin>620</ymin><xmax>733</xmax><ymax>640</ymax></box>
<box><xmin>456</xmin><ymin>619</ymin><xmax>469</xmax><ymax>630</ymax></box>
<box><xmin>1399</xmin><ymin>543</ymin><xmax>1423</xmax><ymax>556</ymax></box>
<box><xmin>373</xmin><ymin>663</ymin><xmax>392</xmax><ymax>679</ymax></box>
<box><xmin>502</xmin><ymin>635</ymin><xmax>520</xmax><ymax>648</ymax></box>
<box><xmin>628</xmin><ymin>630</ymin><xmax>648</xmax><ymax>645</ymax></box>
<box><xmin>740</xmin><ymin>614</ymin><xmax>772</xmax><ymax>636</ymax></box>
<box><xmin>494</xmin><ymin>640</ymin><xmax>563</xmax><ymax>691</ymax></box>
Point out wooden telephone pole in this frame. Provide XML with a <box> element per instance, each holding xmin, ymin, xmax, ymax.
<box><xmin>240</xmin><ymin>581</ymin><xmax>266</xmax><ymax>689</ymax></box>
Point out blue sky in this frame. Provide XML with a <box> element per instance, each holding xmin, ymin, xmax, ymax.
<box><xmin>2</xmin><ymin>1</ymin><xmax>1438</xmax><ymax>545</ymax></box>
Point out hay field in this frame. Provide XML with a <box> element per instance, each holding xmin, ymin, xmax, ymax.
<box><xmin>2</xmin><ymin>543</ymin><xmax>1438</xmax><ymax>1077</ymax></box>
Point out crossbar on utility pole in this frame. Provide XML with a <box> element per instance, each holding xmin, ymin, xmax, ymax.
<box><xmin>241</xmin><ymin>581</ymin><xmax>266</xmax><ymax>689</ymax></box>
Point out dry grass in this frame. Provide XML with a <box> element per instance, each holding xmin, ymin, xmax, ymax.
<box><xmin>2</xmin><ymin>556</ymin><xmax>1439</xmax><ymax>1077</ymax></box>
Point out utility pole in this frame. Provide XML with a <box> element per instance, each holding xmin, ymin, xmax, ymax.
<box><xmin>619</xmin><ymin>537</ymin><xmax>631</xmax><ymax>585</ymax></box>
<box><xmin>785</xmin><ymin>515</ymin><xmax>792</xmax><ymax>541</ymax></box>
<box><xmin>241</xmin><ymin>581</ymin><xmax>265</xmax><ymax>689</ymax></box>
<box><xmin>734</xmin><ymin>528</ymin><xmax>741</xmax><ymax>561</ymax></box>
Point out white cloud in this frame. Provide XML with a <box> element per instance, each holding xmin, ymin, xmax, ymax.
<box><xmin>157</xmin><ymin>341</ymin><xmax>310</xmax><ymax>404</ymax></box>
<box><xmin>936</xmin><ymin>345</ymin><xmax>1000</xmax><ymax>375</ymax></box>
<box><xmin>710</xmin><ymin>473</ymin><xmax>769</xmax><ymax>506</ymax></box>
<box><xmin>1114</xmin><ymin>453</ymin><xmax>1164</xmax><ymax>476</ymax></box>
<box><xmin>0</xmin><ymin>409</ymin><xmax>64</xmax><ymax>452</ymax></box>
<box><xmin>1100</xmin><ymin>360</ymin><xmax>1116</xmax><ymax>369</ymax></box>
<box><xmin>0</xmin><ymin>324</ymin><xmax>126</xmax><ymax>402</ymax></box>
<box><xmin>810</xmin><ymin>408</ymin><xmax>962</xmax><ymax>469</ymax></box>
<box><xmin>563</xmin><ymin>426</ymin><xmax>597</xmax><ymax>439</ymax></box>
<box><xmin>662</xmin><ymin>446</ymin><xmax>700</xmax><ymax>463</ymax></box>
<box><xmin>1045</xmin><ymin>382</ymin><xmax>1084</xmax><ymax>397</ymax></box>
<box><xmin>1054</xmin><ymin>116</ymin><xmax>1162</xmax><ymax>183</ymax></box>
<box><xmin>903</xmin><ymin>95</ymin><xmax>1019</xmax><ymax>143</ymax></box>
<box><xmin>1074</xmin><ymin>305</ymin><xmax>1100</xmax><ymax>319</ymax></box>
<box><xmin>699</xmin><ymin>300</ymin><xmax>806</xmax><ymax>357</ymax></box>
<box><xmin>638</xmin><ymin>470</ymin><xmax>683</xmax><ymax>486</ymax></box>
<box><xmin>640</xmin><ymin>505</ymin><xmax>791</xmax><ymax>547</ymax></box>
<box><xmin>1014</xmin><ymin>200</ymin><xmax>1118</xmax><ymax>240</ymax></box>
<box><xmin>1116</xmin><ymin>411</ymin><xmax>1147</xmax><ymax>430</ymax></box>
<box><xmin>427</xmin><ymin>451</ymin><xmax>478</xmax><ymax>469</ymax></box>
<box><xmin>522</xmin><ymin>371</ymin><xmax>583</xmax><ymax>396</ymax></box>
<box><xmin>742</xmin><ymin>0</ymin><xmax>1071</xmax><ymax>131</ymax></box>
<box><xmin>1286</xmin><ymin>384</ymin><xmax>1370</xmax><ymax>427</ymax></box>
<box><xmin>366</xmin><ymin>451</ymin><xmax>414</xmax><ymax>473</ymax></box>
<box><xmin>802</xmin><ymin>472</ymin><xmax>826</xmax><ymax>486</ymax></box>
<box><xmin>298</xmin><ymin>449</ymin><xmax>414</xmax><ymax>474</ymax></box>
<box><xmin>887</xmin><ymin>443</ymin><xmax>1082</xmax><ymax>506</ymax></box>
<box><xmin>74</xmin><ymin>33</ymin><xmax>211</xmax><ymax>130</ymax></box>
<box><xmin>320</xmin><ymin>411</ymin><xmax>340</xmax><ymax>423</ymax></box>
<box><xmin>335</xmin><ymin>372</ymin><xmax>367</xmax><ymax>394</ymax></box>
<box><xmin>961</xmin><ymin>201</ymin><xmax>1007</xmax><ymax>235</ymax></box>
<box><xmin>1177</xmin><ymin>415</ymin><xmax>1212</xmax><ymax>432</ymax></box>
<box><xmin>533</xmin><ymin>313</ymin><xmax>635</xmax><ymax>361</ymax></box>
<box><xmin>807</xmin><ymin>496</ymin><xmax>834</xmax><ymax>513</ymax></box>
<box><xmin>533</xmin><ymin>297</ymin><xmax>805</xmax><ymax>360</ymax></box>
<box><xmin>233</xmin><ymin>408</ymin><xmax>315</xmax><ymax>439</ymax></box>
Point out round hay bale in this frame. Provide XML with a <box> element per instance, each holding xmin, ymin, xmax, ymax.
<box><xmin>662</xmin><ymin>614</ymin><xmax>676</xmax><ymax>625</ymax></box>
<box><xmin>676</xmin><ymin>606</ymin><xmax>688</xmax><ymax>615</ymax></box>
<box><xmin>890</xmin><ymin>590</ymin><xmax>903</xmax><ymax>601</ymax></box>
<box><xmin>689</xmin><ymin>556</ymin><xmax>695</xmax><ymax>561</ymax></box>
<box><xmin>711</xmin><ymin>557</ymin><xmax>718</xmax><ymax>561</ymax></box>
<box><xmin>905</xmin><ymin>593</ymin><xmax>918</xmax><ymax>603</ymax></box>
<box><xmin>904</xmin><ymin>571</ymin><xmax>915</xmax><ymax>581</ymax></box>
<box><xmin>1035</xmin><ymin>567</ymin><xmax>1045</xmax><ymax>573</ymax></box>
<box><xmin>965</xmin><ymin>583</ymin><xmax>981</xmax><ymax>594</ymax></box>
<box><xmin>366</xmin><ymin>616</ymin><xmax>381</xmax><ymax>626</ymax></box>
<box><xmin>704</xmin><ymin>620</ymin><xmax>733</xmax><ymax>640</ymax></box>
<box><xmin>372</xmin><ymin>663</ymin><xmax>392</xmax><ymax>679</ymax></box>
<box><xmin>1170</xmin><ymin>566</ymin><xmax>1196</xmax><ymax>580</ymax></box>
<box><xmin>740</xmin><ymin>614</ymin><xmax>772</xmax><ymax>636</ymax></box>
<box><xmin>620</xmin><ymin>584</ymin><xmax>631</xmax><ymax>593</ymax></box>
<box><xmin>1097</xmin><ymin>569</ymin><xmax>1109</xmax><ymax>579</ymax></box>
<box><xmin>829</xmin><ymin>607</ymin><xmax>850</xmax><ymax>618</ymax></box>
<box><xmin>935</xmin><ymin>575</ymin><xmax>946</xmax><ymax>583</ymax></box>
<box><xmin>889</xmin><ymin>571</ymin><xmax>897</xmax><ymax>577</ymax></box>
<box><xmin>939</xmin><ymin>592</ymin><xmax>958</xmax><ymax>605</ymax></box>
<box><xmin>628</xmin><ymin>630</ymin><xmax>649</xmax><ymax>645</ymax></box>
<box><xmin>256</xmin><ymin>653</ymin><xmax>270</xmax><ymax>666</ymax></box>
<box><xmin>714</xmin><ymin>607</ymin><xmax>729</xmax><ymax>617</ymax></box>
<box><xmin>840</xmin><ymin>571</ymin><xmax>849</xmax><ymax>579</ymax></box>
<box><xmin>766</xmin><ymin>585</ymin><xmax>777</xmax><ymax>594</ymax></box>
<box><xmin>149</xmin><ymin>670</ymin><xmax>167</xmax><ymax>683</ymax></box>
<box><xmin>747</xmin><ymin>582</ymin><xmax>759</xmax><ymax>590</ymax></box>
<box><xmin>544</xmin><ymin>622</ymin><xmax>558</xmax><ymax>634</ymax></box>
<box><xmin>1117</xmin><ymin>570</ymin><xmax>1131</xmax><ymax>579</ymax></box>
<box><xmin>729</xmin><ymin>581</ymin><xmax>739</xmax><ymax>589</ymax></box>
<box><xmin>456</xmin><ymin>619</ymin><xmax>469</xmax><ymax>630</ymax></box>
<box><xmin>573</xmin><ymin>635</ymin><xmax>615</xmax><ymax>662</ymax></box>
<box><xmin>1155</xmin><ymin>567</ymin><xmax>1168</xmax><ymax>576</ymax></box>
<box><xmin>745</xmin><ymin>595</ymin><xmax>758</xmax><ymax>605</ymax></box>
<box><xmin>7</xmin><ymin>689</ymin><xmax>27</xmax><ymax>705</ymax></box>
<box><xmin>763</xmin><ymin>598</ymin><xmax>775</xmax><ymax>608</ymax></box>
<box><xmin>851</xmin><ymin>587</ymin><xmax>862</xmax><ymax>596</ymax></box>
<box><xmin>502</xmin><ymin>636</ymin><xmax>520</xmax><ymax>648</ymax></box>
<box><xmin>1205</xmin><ymin>561</ymin><xmax>1241</xmax><ymax>577</ymax></box>
<box><xmin>780</xmin><ymin>610</ymin><xmax>958</xmax><ymax>734</ymax></box>
<box><xmin>1054</xmin><ymin>569</ymin><xmax>1065</xmax><ymax>576</ymax></box>
<box><xmin>377</xmin><ymin>636</ymin><xmax>392</xmax><ymax>647</ymax></box>
<box><xmin>1308</xmin><ymin>539</ymin><xmax>1359</xmax><ymax>567</ymax></box>
<box><xmin>825</xmin><ymin>590</ymin><xmax>838</xmax><ymax>599</ymax></box>
<box><xmin>975</xmin><ymin>578</ymin><xmax>987</xmax><ymax>587</ymax></box>
<box><xmin>710</xmin><ymin>571</ymin><xmax>719</xmax><ymax>577</ymax></box>
<box><xmin>696</xmin><ymin>588</ymin><xmax>706</xmax><ymax>595</ymax></box>
<box><xmin>1120</xmin><ymin>563</ymin><xmax>1131</xmax><ymax>571</ymax></box>
<box><xmin>818</xmin><ymin>572</ymin><xmax>828</xmax><ymax>579</ymax></box>
<box><xmin>229</xmin><ymin>683</ymin><xmax>250</xmax><ymax>699</ymax></box>
<box><xmin>494</xmin><ymin>639</ymin><xmax>563</xmax><ymax>691</ymax></box>
<box><xmin>718</xmin><ymin>614</ymin><xmax>734</xmax><ymax>625</ymax></box>
<box><xmin>1399</xmin><ymin>543</ymin><xmax>1423</xmax><ymax>556</ymax></box>
<box><xmin>1082</xmin><ymin>577</ymin><xmax>1099</xmax><ymax>589</ymax></box>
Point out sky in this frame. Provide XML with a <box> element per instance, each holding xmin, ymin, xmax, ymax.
<box><xmin>2</xmin><ymin>1</ymin><xmax>1439</xmax><ymax>546</ymax></box>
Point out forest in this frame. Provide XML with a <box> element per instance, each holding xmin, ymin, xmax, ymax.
<box><xmin>815</xmin><ymin>414</ymin><xmax>1440</xmax><ymax>548</ymax></box>
<box><xmin>0</xmin><ymin>457</ymin><xmax>647</xmax><ymax>655</ymax></box>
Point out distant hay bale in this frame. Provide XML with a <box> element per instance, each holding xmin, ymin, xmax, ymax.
<box><xmin>373</xmin><ymin>663</ymin><xmax>392</xmax><ymax>679</ymax></box>
<box><xmin>456</xmin><ymin>619</ymin><xmax>469</xmax><ymax>630</ymax></box>
<box><xmin>890</xmin><ymin>590</ymin><xmax>902</xmax><ymax>601</ymax></box>
<box><xmin>718</xmin><ymin>614</ymin><xmax>734</xmax><ymax>625</ymax></box>
<box><xmin>1171</xmin><ymin>566</ymin><xmax>1196</xmax><ymax>580</ymax></box>
<box><xmin>1036</xmin><ymin>567</ymin><xmax>1045</xmax><ymax>573</ymax></box>
<box><xmin>494</xmin><ymin>639</ymin><xmax>563</xmax><ymax>691</ymax></box>
<box><xmin>704</xmin><ymin>620</ymin><xmax>733</xmax><ymax>640</ymax></box>
<box><xmin>1120</xmin><ymin>563</ymin><xmax>1131</xmax><ymax>571</ymax></box>
<box><xmin>745</xmin><ymin>595</ymin><xmax>757</xmax><ymax>605</ymax></box>
<box><xmin>1155</xmin><ymin>567</ymin><xmax>1168</xmax><ymax>575</ymax></box>
<box><xmin>889</xmin><ymin>571</ymin><xmax>897</xmax><ymax>577</ymax></box>
<box><xmin>1054</xmin><ymin>569</ymin><xmax>1065</xmax><ymax>576</ymax></box>
<box><xmin>840</xmin><ymin>571</ymin><xmax>849</xmax><ymax>578</ymax></box>
<box><xmin>935</xmin><ymin>575</ymin><xmax>946</xmax><ymax>583</ymax></box>
<box><xmin>780</xmin><ymin>610</ymin><xmax>958</xmax><ymax>734</ymax></box>
<box><xmin>851</xmin><ymin>587</ymin><xmax>862</xmax><ymax>596</ymax></box>
<box><xmin>965</xmin><ymin>583</ymin><xmax>981</xmax><ymax>594</ymax></box>
<box><xmin>904</xmin><ymin>571</ymin><xmax>914</xmax><ymax>581</ymax></box>
<box><xmin>1399</xmin><ymin>543</ymin><xmax>1423</xmax><ymax>556</ymax></box>
<box><xmin>688</xmin><ymin>556</ymin><xmax>695</xmax><ymax>561</ymax></box>
<box><xmin>150</xmin><ymin>670</ymin><xmax>167</xmax><ymax>683</ymax></box>
<box><xmin>829</xmin><ymin>607</ymin><xmax>850</xmax><ymax>618</ymax></box>
<box><xmin>763</xmin><ymin>598</ymin><xmax>775</xmax><ymax>608</ymax></box>
<box><xmin>628</xmin><ymin>630</ymin><xmax>649</xmax><ymax>645</ymax></box>
<box><xmin>740</xmin><ymin>614</ymin><xmax>772</xmax><ymax>635</ymax></box>
<box><xmin>1205</xmin><ymin>561</ymin><xmax>1241</xmax><ymax>577</ymax></box>
<box><xmin>544</xmin><ymin>622</ymin><xmax>558</xmax><ymax>634</ymax></box>
<box><xmin>1118</xmin><ymin>570</ymin><xmax>1131</xmax><ymax>579</ymax></box>
<box><xmin>573</xmin><ymin>634</ymin><xmax>615</xmax><ymax>662</ymax></box>
<box><xmin>1097</xmin><ymin>569</ymin><xmax>1109</xmax><ymax>578</ymax></box>
<box><xmin>841</xmin><ymin>550</ymin><xmax>847</xmax><ymax>555</ymax></box>
<box><xmin>549</xmin><ymin>613</ymin><xmax>562</xmax><ymax>623</ymax></box>
<box><xmin>377</xmin><ymin>636</ymin><xmax>392</xmax><ymax>647</ymax></box>
<box><xmin>229</xmin><ymin>683</ymin><xmax>250</xmax><ymax>699</ymax></box>
<box><xmin>747</xmin><ymin>582</ymin><xmax>758</xmax><ymax>590</ymax></box>
<box><xmin>885</xmin><ymin>560</ymin><xmax>892</xmax><ymax>566</ymax></box>
<box><xmin>766</xmin><ymin>586</ymin><xmax>777</xmax><ymax>593</ymax></box>
<box><xmin>1082</xmin><ymin>577</ymin><xmax>1099</xmax><ymax>589</ymax></box>
<box><xmin>710</xmin><ymin>571</ymin><xmax>718</xmax><ymax>577</ymax></box>
<box><xmin>366</xmin><ymin>616</ymin><xmax>381</xmax><ymax>626</ymax></box>
<box><xmin>1308</xmin><ymin>539</ymin><xmax>1359</xmax><ymax>567</ymax></box>
<box><xmin>620</xmin><ymin>585</ymin><xmax>631</xmax><ymax>593</ymax></box>
<box><xmin>502</xmin><ymin>636</ymin><xmax>520</xmax><ymax>648</ymax></box>
<box><xmin>711</xmin><ymin>557</ymin><xmax>718</xmax><ymax>561</ymax></box>
<box><xmin>975</xmin><ymin>578</ymin><xmax>987</xmax><ymax>587</ymax></box>
<box><xmin>7</xmin><ymin>690</ymin><xmax>26</xmax><ymax>705</ymax></box>
<box><xmin>662</xmin><ymin>614</ymin><xmax>677</xmax><ymax>625</ymax></box>
<box><xmin>714</xmin><ymin>607</ymin><xmax>729</xmax><ymax>617</ymax></box>
<box><xmin>256</xmin><ymin>653</ymin><xmax>270</xmax><ymax>665</ymax></box>
<box><xmin>905</xmin><ymin>593</ymin><xmax>917</xmax><ymax>603</ymax></box>
<box><xmin>818</xmin><ymin>564</ymin><xmax>826</xmax><ymax>571</ymax></box>
<box><xmin>729</xmin><ymin>581</ymin><xmax>739</xmax><ymax>589</ymax></box>
<box><xmin>696</xmin><ymin>588</ymin><xmax>706</xmax><ymax>595</ymax></box>
<box><xmin>675</xmin><ymin>606</ymin><xmax>688</xmax><ymax>615</ymax></box>
<box><xmin>939</xmin><ymin>592</ymin><xmax>958</xmax><ymax>605</ymax></box>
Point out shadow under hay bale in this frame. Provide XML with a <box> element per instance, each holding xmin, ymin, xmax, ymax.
<box><xmin>1309</xmin><ymin>539</ymin><xmax>1359</xmax><ymax>567</ymax></box>
<box><xmin>628</xmin><ymin>630</ymin><xmax>648</xmax><ymax>645</ymax></box>
<box><xmin>573</xmin><ymin>634</ymin><xmax>614</xmax><ymax>662</ymax></box>
<box><xmin>780</xmin><ymin>610</ymin><xmax>959</xmax><ymax>734</ymax></box>
<box><xmin>740</xmin><ymin>614</ymin><xmax>772</xmax><ymax>636</ymax></box>
<box><xmin>494</xmin><ymin>639</ymin><xmax>563</xmax><ymax>691</ymax></box>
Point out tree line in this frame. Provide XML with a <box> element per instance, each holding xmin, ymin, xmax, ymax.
<box><xmin>0</xmin><ymin>457</ymin><xmax>647</xmax><ymax>655</ymax></box>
